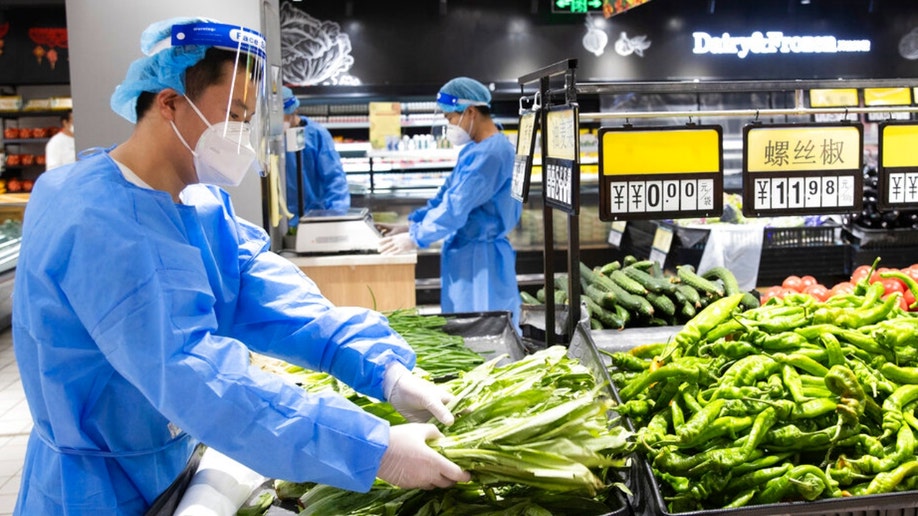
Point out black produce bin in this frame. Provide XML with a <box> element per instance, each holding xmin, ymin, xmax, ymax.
<box><xmin>846</xmin><ymin>225</ymin><xmax>918</xmax><ymax>270</ymax></box>
<box><xmin>592</xmin><ymin>328</ymin><xmax>918</xmax><ymax>516</ymax></box>
<box><xmin>435</xmin><ymin>310</ymin><xmax>527</xmax><ymax>364</ymax></box>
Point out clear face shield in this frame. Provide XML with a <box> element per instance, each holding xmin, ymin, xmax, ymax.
<box><xmin>170</xmin><ymin>21</ymin><xmax>270</xmax><ymax>182</ymax></box>
<box><xmin>431</xmin><ymin>90</ymin><xmax>489</xmax><ymax>147</ymax></box>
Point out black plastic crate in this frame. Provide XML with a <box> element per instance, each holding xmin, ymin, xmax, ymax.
<box><xmin>763</xmin><ymin>224</ymin><xmax>839</xmax><ymax>248</ymax></box>
<box><xmin>757</xmin><ymin>244</ymin><xmax>854</xmax><ymax>286</ymax></box>
<box><xmin>846</xmin><ymin>225</ymin><xmax>918</xmax><ymax>248</ymax></box>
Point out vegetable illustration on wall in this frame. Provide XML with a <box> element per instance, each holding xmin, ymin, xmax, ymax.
<box><xmin>280</xmin><ymin>1</ymin><xmax>361</xmax><ymax>86</ymax></box>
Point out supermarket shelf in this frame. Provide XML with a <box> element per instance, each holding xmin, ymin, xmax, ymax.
<box><xmin>0</xmin><ymin>193</ymin><xmax>29</xmax><ymax>206</ymax></box>
<box><xmin>3</xmin><ymin>138</ymin><xmax>49</xmax><ymax>144</ymax></box>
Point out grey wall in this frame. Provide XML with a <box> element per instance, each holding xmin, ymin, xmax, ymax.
<box><xmin>64</xmin><ymin>0</ymin><xmax>278</xmax><ymax>228</ymax></box>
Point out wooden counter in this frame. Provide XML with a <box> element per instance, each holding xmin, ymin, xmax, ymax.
<box><xmin>283</xmin><ymin>252</ymin><xmax>417</xmax><ymax>311</ymax></box>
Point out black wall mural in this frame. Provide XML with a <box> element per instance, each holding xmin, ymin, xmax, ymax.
<box><xmin>280</xmin><ymin>0</ymin><xmax>918</xmax><ymax>93</ymax></box>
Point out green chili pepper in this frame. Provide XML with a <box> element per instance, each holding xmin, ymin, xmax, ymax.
<box><xmin>757</xmin><ymin>464</ymin><xmax>841</xmax><ymax>504</ymax></box>
<box><xmin>699</xmin><ymin>339</ymin><xmax>758</xmax><ymax>360</ymax></box>
<box><xmin>849</xmin><ymin>424</ymin><xmax>915</xmax><ymax>474</ymax></box>
<box><xmin>723</xmin><ymin>488</ymin><xmax>756</xmax><ymax>509</ymax></box>
<box><xmin>863</xmin><ymin>459</ymin><xmax>918</xmax><ymax>495</ymax></box>
<box><xmin>629</xmin><ymin>342</ymin><xmax>666</xmax><ymax>359</ymax></box>
<box><xmin>619</xmin><ymin>360</ymin><xmax>710</xmax><ymax>401</ymax></box>
<box><xmin>836</xmin><ymin>289</ymin><xmax>900</xmax><ymax>329</ymax></box>
<box><xmin>719</xmin><ymin>355</ymin><xmax>781</xmax><ymax>388</ymax></box>
<box><xmin>819</xmin><ymin>333</ymin><xmax>845</xmax><ymax>368</ymax></box>
<box><xmin>675</xmin><ymin>398</ymin><xmax>725</xmax><ymax>444</ymax></box>
<box><xmin>730</xmin><ymin>452</ymin><xmax>793</xmax><ymax>475</ymax></box>
<box><xmin>753</xmin><ymin>330</ymin><xmax>809</xmax><ymax>351</ymax></box>
<box><xmin>771</xmin><ymin>352</ymin><xmax>829</xmax><ymax>377</ymax></box>
<box><xmin>607</xmin><ymin>350</ymin><xmax>650</xmax><ymax>372</ymax></box>
<box><xmin>882</xmin><ymin>384</ymin><xmax>918</xmax><ymax>438</ymax></box>
<box><xmin>797</xmin><ymin>324</ymin><xmax>894</xmax><ymax>360</ymax></box>
<box><xmin>665</xmin><ymin>294</ymin><xmax>744</xmax><ymax>360</ymax></box>
<box><xmin>781</xmin><ymin>364</ymin><xmax>807</xmax><ymax>403</ymax></box>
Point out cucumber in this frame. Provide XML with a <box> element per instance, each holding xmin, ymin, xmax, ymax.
<box><xmin>520</xmin><ymin>291</ymin><xmax>540</xmax><ymax>305</ymax></box>
<box><xmin>677</xmin><ymin>265</ymin><xmax>724</xmax><ymax>297</ymax></box>
<box><xmin>594</xmin><ymin>304</ymin><xmax>626</xmax><ymax>329</ymax></box>
<box><xmin>646</xmin><ymin>291</ymin><xmax>676</xmax><ymax>317</ymax></box>
<box><xmin>702</xmin><ymin>266</ymin><xmax>741</xmax><ymax>296</ymax></box>
<box><xmin>553</xmin><ymin>289</ymin><xmax>568</xmax><ymax>304</ymax></box>
<box><xmin>675</xmin><ymin>284</ymin><xmax>702</xmax><ymax>307</ymax></box>
<box><xmin>599</xmin><ymin>260</ymin><xmax>622</xmax><ymax>276</ymax></box>
<box><xmin>679</xmin><ymin>300</ymin><xmax>697</xmax><ymax>321</ymax></box>
<box><xmin>740</xmin><ymin>290</ymin><xmax>761</xmax><ymax>309</ymax></box>
<box><xmin>604</xmin><ymin>278</ymin><xmax>654</xmax><ymax>318</ymax></box>
<box><xmin>623</xmin><ymin>255</ymin><xmax>638</xmax><ymax>267</ymax></box>
<box><xmin>611</xmin><ymin>269</ymin><xmax>649</xmax><ymax>296</ymax></box>
<box><xmin>536</xmin><ymin>288</ymin><xmax>546</xmax><ymax>303</ymax></box>
<box><xmin>590</xmin><ymin>318</ymin><xmax>604</xmax><ymax>330</ymax></box>
<box><xmin>585</xmin><ymin>283</ymin><xmax>618</xmax><ymax>310</ymax></box>
<box><xmin>613</xmin><ymin>303</ymin><xmax>632</xmax><ymax>326</ymax></box>
<box><xmin>623</xmin><ymin>266</ymin><xmax>676</xmax><ymax>294</ymax></box>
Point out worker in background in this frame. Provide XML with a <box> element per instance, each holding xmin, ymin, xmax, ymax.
<box><xmin>282</xmin><ymin>86</ymin><xmax>350</xmax><ymax>231</ymax></box>
<box><xmin>12</xmin><ymin>17</ymin><xmax>467</xmax><ymax>515</ymax></box>
<box><xmin>378</xmin><ymin>77</ymin><xmax>521</xmax><ymax>327</ymax></box>
<box><xmin>44</xmin><ymin>110</ymin><xmax>75</xmax><ymax>170</ymax></box>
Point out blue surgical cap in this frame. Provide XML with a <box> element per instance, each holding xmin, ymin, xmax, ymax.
<box><xmin>281</xmin><ymin>86</ymin><xmax>300</xmax><ymax>115</ymax></box>
<box><xmin>110</xmin><ymin>17</ymin><xmax>213</xmax><ymax>123</ymax></box>
<box><xmin>436</xmin><ymin>77</ymin><xmax>491</xmax><ymax>113</ymax></box>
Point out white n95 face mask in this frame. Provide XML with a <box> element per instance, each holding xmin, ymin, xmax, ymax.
<box><xmin>170</xmin><ymin>96</ymin><xmax>258</xmax><ymax>187</ymax></box>
<box><xmin>445</xmin><ymin>112</ymin><xmax>473</xmax><ymax>146</ymax></box>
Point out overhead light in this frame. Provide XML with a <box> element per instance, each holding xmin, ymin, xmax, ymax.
<box><xmin>800</xmin><ymin>0</ymin><xmax>811</xmax><ymax>4</ymax></box>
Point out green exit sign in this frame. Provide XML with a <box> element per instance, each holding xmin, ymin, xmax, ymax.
<box><xmin>552</xmin><ymin>0</ymin><xmax>603</xmax><ymax>13</ymax></box>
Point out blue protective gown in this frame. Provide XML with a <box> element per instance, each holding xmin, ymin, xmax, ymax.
<box><xmin>13</xmin><ymin>150</ymin><xmax>413</xmax><ymax>515</ymax></box>
<box><xmin>285</xmin><ymin>115</ymin><xmax>350</xmax><ymax>225</ymax></box>
<box><xmin>408</xmin><ymin>133</ymin><xmax>521</xmax><ymax>325</ymax></box>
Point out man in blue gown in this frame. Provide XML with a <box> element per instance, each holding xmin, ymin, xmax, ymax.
<box><xmin>12</xmin><ymin>17</ymin><xmax>467</xmax><ymax>515</ymax></box>
<box><xmin>378</xmin><ymin>77</ymin><xmax>522</xmax><ymax>327</ymax></box>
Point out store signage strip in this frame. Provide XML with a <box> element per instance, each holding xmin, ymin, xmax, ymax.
<box><xmin>598</xmin><ymin>125</ymin><xmax>723</xmax><ymax>221</ymax></box>
<box><xmin>878</xmin><ymin>122</ymin><xmax>918</xmax><ymax>210</ymax></box>
<box><xmin>742</xmin><ymin>123</ymin><xmax>863</xmax><ymax>217</ymax></box>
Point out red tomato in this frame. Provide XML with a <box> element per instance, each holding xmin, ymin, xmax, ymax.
<box><xmin>851</xmin><ymin>265</ymin><xmax>872</xmax><ymax>284</ymax></box>
<box><xmin>804</xmin><ymin>284</ymin><xmax>829</xmax><ymax>302</ymax></box>
<box><xmin>872</xmin><ymin>267</ymin><xmax>892</xmax><ymax>284</ymax></box>
<box><xmin>905</xmin><ymin>267</ymin><xmax>918</xmax><ymax>283</ymax></box>
<box><xmin>782</xmin><ymin>275</ymin><xmax>803</xmax><ymax>292</ymax></box>
<box><xmin>800</xmin><ymin>275</ymin><xmax>818</xmax><ymax>289</ymax></box>
<box><xmin>829</xmin><ymin>281</ymin><xmax>856</xmax><ymax>298</ymax></box>
<box><xmin>884</xmin><ymin>292</ymin><xmax>909</xmax><ymax>312</ymax></box>
<box><xmin>881</xmin><ymin>277</ymin><xmax>906</xmax><ymax>295</ymax></box>
<box><xmin>904</xmin><ymin>288</ymin><xmax>917</xmax><ymax>310</ymax></box>
<box><xmin>761</xmin><ymin>285</ymin><xmax>783</xmax><ymax>303</ymax></box>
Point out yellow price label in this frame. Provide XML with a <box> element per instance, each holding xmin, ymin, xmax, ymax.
<box><xmin>652</xmin><ymin>226</ymin><xmax>673</xmax><ymax>251</ymax></box>
<box><xmin>746</xmin><ymin>125</ymin><xmax>861</xmax><ymax>172</ymax></box>
<box><xmin>864</xmin><ymin>88</ymin><xmax>912</xmax><ymax>106</ymax></box>
<box><xmin>882</xmin><ymin>124</ymin><xmax>918</xmax><ymax>168</ymax></box>
<box><xmin>601</xmin><ymin>127</ymin><xmax>721</xmax><ymax>175</ymax></box>
<box><xmin>809</xmin><ymin>89</ymin><xmax>858</xmax><ymax>108</ymax></box>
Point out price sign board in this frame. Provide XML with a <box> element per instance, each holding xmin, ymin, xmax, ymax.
<box><xmin>598</xmin><ymin>125</ymin><xmax>723</xmax><ymax>221</ymax></box>
<box><xmin>878</xmin><ymin>122</ymin><xmax>918</xmax><ymax>210</ymax></box>
<box><xmin>742</xmin><ymin>123</ymin><xmax>863</xmax><ymax>217</ymax></box>
<box><xmin>543</xmin><ymin>105</ymin><xmax>579</xmax><ymax>214</ymax></box>
<box><xmin>511</xmin><ymin>109</ymin><xmax>540</xmax><ymax>202</ymax></box>
<box><xmin>809</xmin><ymin>88</ymin><xmax>858</xmax><ymax>123</ymax></box>
<box><xmin>865</xmin><ymin>88</ymin><xmax>912</xmax><ymax>122</ymax></box>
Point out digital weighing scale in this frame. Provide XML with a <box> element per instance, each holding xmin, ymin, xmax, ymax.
<box><xmin>294</xmin><ymin>208</ymin><xmax>382</xmax><ymax>254</ymax></box>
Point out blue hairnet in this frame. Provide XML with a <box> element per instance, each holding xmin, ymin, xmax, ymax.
<box><xmin>282</xmin><ymin>86</ymin><xmax>300</xmax><ymax>115</ymax></box>
<box><xmin>110</xmin><ymin>17</ymin><xmax>212</xmax><ymax>123</ymax></box>
<box><xmin>436</xmin><ymin>77</ymin><xmax>491</xmax><ymax>113</ymax></box>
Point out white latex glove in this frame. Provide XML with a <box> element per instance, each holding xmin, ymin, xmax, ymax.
<box><xmin>375</xmin><ymin>223</ymin><xmax>409</xmax><ymax>236</ymax></box>
<box><xmin>377</xmin><ymin>423</ymin><xmax>470</xmax><ymax>489</ymax></box>
<box><xmin>383</xmin><ymin>363</ymin><xmax>456</xmax><ymax>425</ymax></box>
<box><xmin>378</xmin><ymin>233</ymin><xmax>417</xmax><ymax>255</ymax></box>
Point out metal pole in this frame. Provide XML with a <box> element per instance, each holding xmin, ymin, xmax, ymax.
<box><xmin>579</xmin><ymin>105</ymin><xmax>918</xmax><ymax>122</ymax></box>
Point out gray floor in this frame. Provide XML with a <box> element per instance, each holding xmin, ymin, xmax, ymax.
<box><xmin>0</xmin><ymin>326</ymin><xmax>28</xmax><ymax>515</ymax></box>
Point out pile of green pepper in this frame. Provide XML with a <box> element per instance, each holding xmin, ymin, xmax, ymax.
<box><xmin>607</xmin><ymin>267</ymin><xmax>918</xmax><ymax>512</ymax></box>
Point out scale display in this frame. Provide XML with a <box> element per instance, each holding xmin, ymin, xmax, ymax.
<box><xmin>598</xmin><ymin>125</ymin><xmax>723</xmax><ymax>221</ymax></box>
<box><xmin>543</xmin><ymin>105</ymin><xmax>579</xmax><ymax>214</ymax></box>
<box><xmin>878</xmin><ymin>121</ymin><xmax>918</xmax><ymax>210</ymax></box>
<box><xmin>742</xmin><ymin>123</ymin><xmax>863</xmax><ymax>217</ymax></box>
